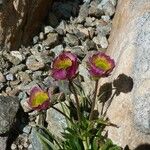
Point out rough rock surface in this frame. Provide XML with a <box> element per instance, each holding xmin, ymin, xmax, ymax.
<box><xmin>98</xmin><ymin>0</ymin><xmax>150</xmax><ymax>149</ymax></box>
<box><xmin>0</xmin><ymin>96</ymin><xmax>19</xmax><ymax>150</ymax></box>
<box><xmin>0</xmin><ymin>96</ymin><xmax>19</xmax><ymax>134</ymax></box>
<box><xmin>0</xmin><ymin>0</ymin><xmax>53</xmax><ymax>50</ymax></box>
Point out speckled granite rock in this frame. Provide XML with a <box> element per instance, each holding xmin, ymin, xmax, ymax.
<box><xmin>0</xmin><ymin>96</ymin><xmax>19</xmax><ymax>134</ymax></box>
<box><xmin>98</xmin><ymin>0</ymin><xmax>150</xmax><ymax>149</ymax></box>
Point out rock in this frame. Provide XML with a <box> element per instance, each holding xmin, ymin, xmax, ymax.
<box><xmin>0</xmin><ymin>96</ymin><xmax>19</xmax><ymax>134</ymax></box>
<box><xmin>33</xmin><ymin>36</ymin><xmax>39</xmax><ymax>44</ymax></box>
<box><xmin>0</xmin><ymin>0</ymin><xmax>54</xmax><ymax>50</ymax></box>
<box><xmin>85</xmin><ymin>17</ymin><xmax>96</xmax><ymax>27</ymax></box>
<box><xmin>109</xmin><ymin>0</ymin><xmax>117</xmax><ymax>6</ymax></box>
<box><xmin>51</xmin><ymin>45</ymin><xmax>64</xmax><ymax>56</ymax></box>
<box><xmin>93</xmin><ymin>34</ymin><xmax>108</xmax><ymax>48</ymax></box>
<box><xmin>17</xmin><ymin>71</ymin><xmax>31</xmax><ymax>84</ymax></box>
<box><xmin>32</xmin><ymin>71</ymin><xmax>42</xmax><ymax>81</ymax></box>
<box><xmin>56</xmin><ymin>20</ymin><xmax>67</xmax><ymax>35</ymax></box>
<box><xmin>99</xmin><ymin>36</ymin><xmax>109</xmax><ymax>48</ymax></box>
<box><xmin>0</xmin><ymin>137</ymin><xmax>8</xmax><ymax>150</ymax></box>
<box><xmin>9</xmin><ymin>64</ymin><xmax>26</xmax><ymax>74</ymax></box>
<box><xmin>39</xmin><ymin>32</ymin><xmax>45</xmax><ymax>41</ymax></box>
<box><xmin>44</xmin><ymin>26</ymin><xmax>54</xmax><ymax>34</ymax></box>
<box><xmin>102</xmin><ymin>1</ymin><xmax>115</xmax><ymax>16</ymax></box>
<box><xmin>98</xmin><ymin>0</ymin><xmax>150</xmax><ymax>149</ymax></box>
<box><xmin>101</xmin><ymin>15</ymin><xmax>111</xmax><ymax>22</ymax></box>
<box><xmin>82</xmin><ymin>39</ymin><xmax>96</xmax><ymax>51</ymax></box>
<box><xmin>6</xmin><ymin>73</ymin><xmax>14</xmax><ymax>81</ymax></box>
<box><xmin>46</xmin><ymin>103</ymin><xmax>67</xmax><ymax>139</ymax></box>
<box><xmin>96</xmin><ymin>20</ymin><xmax>112</xmax><ymax>36</ymax></box>
<box><xmin>89</xmin><ymin>1</ymin><xmax>104</xmax><ymax>17</ymax></box>
<box><xmin>43</xmin><ymin>33</ymin><xmax>59</xmax><ymax>48</ymax></box>
<box><xmin>77</xmin><ymin>3</ymin><xmax>89</xmax><ymax>23</ymax></box>
<box><xmin>3</xmin><ymin>51</ymin><xmax>22</xmax><ymax>65</ymax></box>
<box><xmin>69</xmin><ymin>46</ymin><xmax>85</xmax><ymax>57</ymax></box>
<box><xmin>0</xmin><ymin>72</ymin><xmax>6</xmax><ymax>83</ymax></box>
<box><xmin>26</xmin><ymin>55</ymin><xmax>45</xmax><ymax>71</ymax></box>
<box><xmin>10</xmin><ymin>51</ymin><xmax>24</xmax><ymax>62</ymax></box>
<box><xmin>64</xmin><ymin>33</ymin><xmax>79</xmax><ymax>46</ymax></box>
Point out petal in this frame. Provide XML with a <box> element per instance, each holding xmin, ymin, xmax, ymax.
<box><xmin>64</xmin><ymin>51</ymin><xmax>77</xmax><ymax>62</ymax></box>
<box><xmin>51</xmin><ymin>69</ymin><xmax>67</xmax><ymax>80</ymax></box>
<box><xmin>28</xmin><ymin>86</ymin><xmax>50</xmax><ymax>110</ymax></box>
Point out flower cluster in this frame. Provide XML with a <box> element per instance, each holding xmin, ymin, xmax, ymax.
<box><xmin>28</xmin><ymin>51</ymin><xmax>115</xmax><ymax>111</ymax></box>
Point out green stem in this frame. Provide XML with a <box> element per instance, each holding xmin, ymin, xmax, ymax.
<box><xmin>69</xmin><ymin>80</ymin><xmax>81</xmax><ymax>122</ymax></box>
<box><xmin>89</xmin><ymin>80</ymin><xmax>99</xmax><ymax>120</ymax></box>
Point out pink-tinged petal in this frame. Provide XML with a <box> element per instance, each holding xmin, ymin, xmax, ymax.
<box><xmin>28</xmin><ymin>86</ymin><xmax>50</xmax><ymax>111</ymax></box>
<box><xmin>51</xmin><ymin>51</ymin><xmax>78</xmax><ymax>80</ymax></box>
<box><xmin>87</xmin><ymin>52</ymin><xmax>115</xmax><ymax>79</ymax></box>
<box><xmin>51</xmin><ymin>69</ymin><xmax>67</xmax><ymax>80</ymax></box>
<box><xmin>64</xmin><ymin>51</ymin><xmax>77</xmax><ymax>62</ymax></box>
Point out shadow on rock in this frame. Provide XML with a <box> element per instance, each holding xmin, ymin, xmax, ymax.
<box><xmin>98</xmin><ymin>73</ymin><xmax>133</xmax><ymax>116</ymax></box>
<box><xmin>134</xmin><ymin>143</ymin><xmax>150</xmax><ymax>150</ymax></box>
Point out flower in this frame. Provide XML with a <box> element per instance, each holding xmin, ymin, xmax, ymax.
<box><xmin>87</xmin><ymin>52</ymin><xmax>115</xmax><ymax>79</ymax></box>
<box><xmin>51</xmin><ymin>51</ymin><xmax>78</xmax><ymax>80</ymax></box>
<box><xmin>28</xmin><ymin>87</ymin><xmax>50</xmax><ymax>111</ymax></box>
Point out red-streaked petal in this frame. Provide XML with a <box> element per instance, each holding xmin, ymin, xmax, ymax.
<box><xmin>51</xmin><ymin>69</ymin><xmax>67</xmax><ymax>80</ymax></box>
<box><xmin>28</xmin><ymin>86</ymin><xmax>50</xmax><ymax>110</ymax></box>
<box><xmin>87</xmin><ymin>52</ymin><xmax>115</xmax><ymax>79</ymax></box>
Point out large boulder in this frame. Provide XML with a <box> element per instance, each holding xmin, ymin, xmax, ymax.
<box><xmin>0</xmin><ymin>0</ymin><xmax>53</xmax><ymax>50</ymax></box>
<box><xmin>98</xmin><ymin>0</ymin><xmax>150</xmax><ymax>149</ymax></box>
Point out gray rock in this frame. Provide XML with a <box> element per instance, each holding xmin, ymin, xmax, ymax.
<box><xmin>89</xmin><ymin>1</ymin><xmax>104</xmax><ymax>17</ymax></box>
<box><xmin>70</xmin><ymin>46</ymin><xmax>85</xmax><ymax>57</ymax></box>
<box><xmin>6</xmin><ymin>73</ymin><xmax>14</xmax><ymax>81</ymax></box>
<box><xmin>33</xmin><ymin>36</ymin><xmax>39</xmax><ymax>44</ymax></box>
<box><xmin>0</xmin><ymin>83</ymin><xmax>4</xmax><ymax>90</ymax></box>
<box><xmin>83</xmin><ymin>0</ymin><xmax>91</xmax><ymax>3</ymax></box>
<box><xmin>0</xmin><ymin>137</ymin><xmax>8</xmax><ymax>150</ymax></box>
<box><xmin>82</xmin><ymin>39</ymin><xmax>96</xmax><ymax>51</ymax></box>
<box><xmin>102</xmin><ymin>1</ymin><xmax>115</xmax><ymax>16</ymax></box>
<box><xmin>3</xmin><ymin>51</ymin><xmax>22</xmax><ymax>65</ymax></box>
<box><xmin>39</xmin><ymin>32</ymin><xmax>45</xmax><ymax>41</ymax></box>
<box><xmin>101</xmin><ymin>15</ymin><xmax>111</xmax><ymax>22</ymax></box>
<box><xmin>43</xmin><ymin>33</ymin><xmax>59</xmax><ymax>48</ymax></box>
<box><xmin>0</xmin><ymin>72</ymin><xmax>6</xmax><ymax>83</ymax></box>
<box><xmin>93</xmin><ymin>34</ymin><xmax>108</xmax><ymax>48</ymax></box>
<box><xmin>56</xmin><ymin>20</ymin><xmax>67</xmax><ymax>35</ymax></box>
<box><xmin>85</xmin><ymin>17</ymin><xmax>96</xmax><ymax>27</ymax></box>
<box><xmin>10</xmin><ymin>51</ymin><xmax>24</xmax><ymax>62</ymax></box>
<box><xmin>46</xmin><ymin>103</ymin><xmax>67</xmax><ymax>139</ymax></box>
<box><xmin>32</xmin><ymin>71</ymin><xmax>42</xmax><ymax>81</ymax></box>
<box><xmin>26</xmin><ymin>55</ymin><xmax>45</xmax><ymax>71</ymax></box>
<box><xmin>64</xmin><ymin>33</ymin><xmax>79</xmax><ymax>46</ymax></box>
<box><xmin>0</xmin><ymin>96</ymin><xmax>19</xmax><ymax>134</ymax></box>
<box><xmin>9</xmin><ymin>64</ymin><xmax>26</xmax><ymax>74</ymax></box>
<box><xmin>18</xmin><ymin>91</ymin><xmax>27</xmax><ymax>101</ymax></box>
<box><xmin>30</xmin><ymin>128</ymin><xmax>46</xmax><ymax>150</ymax></box>
<box><xmin>74</xmin><ymin>28</ymin><xmax>86</xmax><ymax>41</ymax></box>
<box><xmin>96</xmin><ymin>20</ymin><xmax>112</xmax><ymax>36</ymax></box>
<box><xmin>77</xmin><ymin>3</ymin><xmax>89</xmax><ymax>23</ymax></box>
<box><xmin>23</xmin><ymin>125</ymin><xmax>32</xmax><ymax>134</ymax></box>
<box><xmin>44</xmin><ymin>26</ymin><xmax>54</xmax><ymax>34</ymax></box>
<box><xmin>51</xmin><ymin>45</ymin><xmax>64</xmax><ymax>56</ymax></box>
<box><xmin>109</xmin><ymin>0</ymin><xmax>117</xmax><ymax>6</ymax></box>
<box><xmin>17</xmin><ymin>71</ymin><xmax>31</xmax><ymax>84</ymax></box>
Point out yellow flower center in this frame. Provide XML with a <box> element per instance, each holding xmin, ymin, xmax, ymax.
<box><xmin>32</xmin><ymin>92</ymin><xmax>49</xmax><ymax>107</ymax></box>
<box><xmin>93</xmin><ymin>56</ymin><xmax>111</xmax><ymax>71</ymax></box>
<box><xmin>55</xmin><ymin>58</ymin><xmax>72</xmax><ymax>69</ymax></box>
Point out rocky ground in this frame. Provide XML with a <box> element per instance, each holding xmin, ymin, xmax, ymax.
<box><xmin>0</xmin><ymin>0</ymin><xmax>117</xmax><ymax>149</ymax></box>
